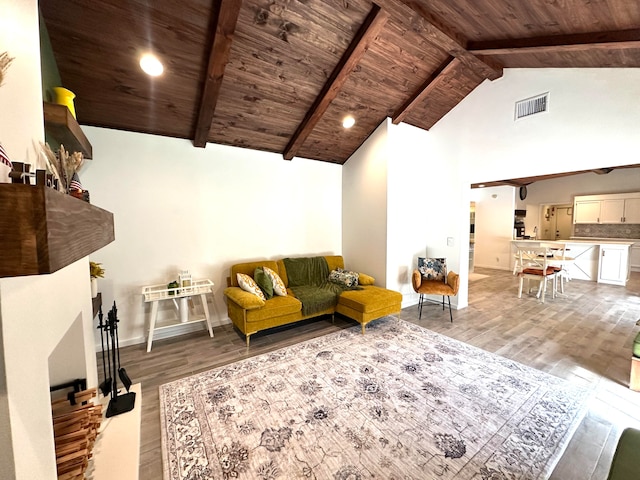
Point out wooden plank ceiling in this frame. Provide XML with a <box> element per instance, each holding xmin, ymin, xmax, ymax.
<box><xmin>40</xmin><ymin>0</ymin><xmax>640</xmax><ymax>165</ymax></box>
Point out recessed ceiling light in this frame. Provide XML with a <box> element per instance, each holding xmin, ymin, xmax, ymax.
<box><xmin>342</xmin><ymin>115</ymin><xmax>355</xmax><ymax>129</ymax></box>
<box><xmin>478</xmin><ymin>184</ymin><xmax>485</xmax><ymax>188</ymax></box>
<box><xmin>140</xmin><ymin>53</ymin><xmax>164</xmax><ymax>76</ymax></box>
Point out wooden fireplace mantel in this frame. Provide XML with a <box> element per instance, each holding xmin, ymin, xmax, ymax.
<box><xmin>0</xmin><ymin>184</ymin><xmax>115</xmax><ymax>278</ymax></box>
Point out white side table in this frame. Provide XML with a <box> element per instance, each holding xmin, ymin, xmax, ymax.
<box><xmin>142</xmin><ymin>279</ymin><xmax>214</xmax><ymax>352</ymax></box>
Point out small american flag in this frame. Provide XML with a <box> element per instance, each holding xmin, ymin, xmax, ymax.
<box><xmin>0</xmin><ymin>143</ymin><xmax>12</xmax><ymax>168</ymax></box>
<box><xmin>69</xmin><ymin>172</ymin><xmax>83</xmax><ymax>191</ymax></box>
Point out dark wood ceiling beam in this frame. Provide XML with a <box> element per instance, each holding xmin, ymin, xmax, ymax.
<box><xmin>469</xmin><ymin>29</ymin><xmax>640</xmax><ymax>56</ymax></box>
<box><xmin>470</xmin><ymin>164</ymin><xmax>640</xmax><ymax>188</ymax></box>
<box><xmin>392</xmin><ymin>57</ymin><xmax>459</xmax><ymax>125</ymax></box>
<box><xmin>380</xmin><ymin>0</ymin><xmax>502</xmax><ymax>81</ymax></box>
<box><xmin>192</xmin><ymin>0</ymin><xmax>243</xmax><ymax>148</ymax></box>
<box><xmin>282</xmin><ymin>5</ymin><xmax>389</xmax><ymax>160</ymax></box>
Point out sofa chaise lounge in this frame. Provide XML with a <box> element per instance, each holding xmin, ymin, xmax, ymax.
<box><xmin>224</xmin><ymin>255</ymin><xmax>402</xmax><ymax>346</ymax></box>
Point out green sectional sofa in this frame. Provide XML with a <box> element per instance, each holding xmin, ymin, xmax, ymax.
<box><xmin>224</xmin><ymin>255</ymin><xmax>402</xmax><ymax>345</ymax></box>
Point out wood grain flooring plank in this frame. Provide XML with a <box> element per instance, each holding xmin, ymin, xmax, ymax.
<box><xmin>549</xmin><ymin>412</ymin><xmax>612</xmax><ymax>480</ymax></box>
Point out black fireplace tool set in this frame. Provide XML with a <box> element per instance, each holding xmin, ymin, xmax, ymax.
<box><xmin>97</xmin><ymin>301</ymin><xmax>136</xmax><ymax>418</ymax></box>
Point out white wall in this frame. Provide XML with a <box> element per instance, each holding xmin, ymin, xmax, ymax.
<box><xmin>1</xmin><ymin>2</ymin><xmax>98</xmax><ymax>478</ymax></box>
<box><xmin>341</xmin><ymin>120</ymin><xmax>469</xmax><ymax>309</ymax></box>
<box><xmin>470</xmin><ymin>186</ymin><xmax>516</xmax><ymax>270</ymax></box>
<box><xmin>386</xmin><ymin>122</ymin><xmax>431</xmax><ymax>304</ymax></box>
<box><xmin>342</xmin><ymin>120</ymin><xmax>389</xmax><ymax>285</ymax></box>
<box><xmin>451</xmin><ymin>69</ymin><xmax>640</xmax><ymax>183</ymax></box>
<box><xmin>0</xmin><ymin>0</ymin><xmax>44</xmax><ymax>170</ymax></box>
<box><xmin>1</xmin><ymin>263</ymin><xmax>97</xmax><ymax>480</ymax></box>
<box><xmin>386</xmin><ymin>122</ymin><xmax>467</xmax><ymax>307</ymax></box>
<box><xmin>81</xmin><ymin>127</ymin><xmax>342</xmax><ymax>346</ymax></box>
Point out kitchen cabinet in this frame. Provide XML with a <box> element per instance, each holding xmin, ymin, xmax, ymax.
<box><xmin>631</xmin><ymin>244</ymin><xmax>640</xmax><ymax>272</ymax></box>
<box><xmin>600</xmin><ymin>199</ymin><xmax>624</xmax><ymax>223</ymax></box>
<box><xmin>512</xmin><ymin>239</ymin><xmax>634</xmax><ymax>284</ymax></box>
<box><xmin>574</xmin><ymin>200</ymin><xmax>601</xmax><ymax>224</ymax></box>
<box><xmin>574</xmin><ymin>193</ymin><xmax>640</xmax><ymax>224</ymax></box>
<box><xmin>597</xmin><ymin>244</ymin><xmax>630</xmax><ymax>286</ymax></box>
<box><xmin>601</xmin><ymin>197</ymin><xmax>640</xmax><ymax>223</ymax></box>
<box><xmin>623</xmin><ymin>198</ymin><xmax>640</xmax><ymax>223</ymax></box>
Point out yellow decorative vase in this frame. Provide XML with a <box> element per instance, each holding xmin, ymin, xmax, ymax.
<box><xmin>53</xmin><ymin>87</ymin><xmax>76</xmax><ymax>118</ymax></box>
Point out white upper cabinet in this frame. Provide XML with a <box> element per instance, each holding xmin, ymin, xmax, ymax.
<box><xmin>624</xmin><ymin>198</ymin><xmax>640</xmax><ymax>223</ymax></box>
<box><xmin>574</xmin><ymin>200</ymin><xmax>601</xmax><ymax>224</ymax></box>
<box><xmin>574</xmin><ymin>193</ymin><xmax>640</xmax><ymax>224</ymax></box>
<box><xmin>600</xmin><ymin>199</ymin><xmax>625</xmax><ymax>223</ymax></box>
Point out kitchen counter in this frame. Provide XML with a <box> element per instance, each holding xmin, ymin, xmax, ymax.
<box><xmin>513</xmin><ymin>239</ymin><xmax>636</xmax><ymax>246</ymax></box>
<box><xmin>511</xmin><ymin>239</ymin><xmax>631</xmax><ymax>286</ymax></box>
<box><xmin>570</xmin><ymin>237</ymin><xmax>640</xmax><ymax>243</ymax></box>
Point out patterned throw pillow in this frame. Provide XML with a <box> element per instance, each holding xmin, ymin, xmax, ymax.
<box><xmin>237</xmin><ymin>273</ymin><xmax>266</xmax><ymax>300</ymax></box>
<box><xmin>329</xmin><ymin>268</ymin><xmax>359</xmax><ymax>288</ymax></box>
<box><xmin>418</xmin><ymin>257</ymin><xmax>446</xmax><ymax>282</ymax></box>
<box><xmin>263</xmin><ymin>266</ymin><xmax>287</xmax><ymax>296</ymax></box>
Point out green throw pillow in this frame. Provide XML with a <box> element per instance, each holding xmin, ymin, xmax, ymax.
<box><xmin>254</xmin><ymin>267</ymin><xmax>274</xmax><ymax>299</ymax></box>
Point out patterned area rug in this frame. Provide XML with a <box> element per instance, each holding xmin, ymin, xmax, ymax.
<box><xmin>160</xmin><ymin>317</ymin><xmax>591</xmax><ymax>480</ymax></box>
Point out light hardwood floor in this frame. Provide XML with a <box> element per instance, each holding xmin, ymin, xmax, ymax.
<box><xmin>111</xmin><ymin>268</ymin><xmax>640</xmax><ymax>480</ymax></box>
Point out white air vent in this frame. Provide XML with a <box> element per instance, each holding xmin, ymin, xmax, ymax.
<box><xmin>515</xmin><ymin>92</ymin><xmax>549</xmax><ymax>120</ymax></box>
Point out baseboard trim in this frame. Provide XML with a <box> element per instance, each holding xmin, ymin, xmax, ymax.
<box><xmin>402</xmin><ymin>297</ymin><xmax>459</xmax><ymax>310</ymax></box>
<box><xmin>95</xmin><ymin>318</ymin><xmax>233</xmax><ymax>351</ymax></box>
<box><xmin>474</xmin><ymin>264</ymin><xmax>511</xmax><ymax>271</ymax></box>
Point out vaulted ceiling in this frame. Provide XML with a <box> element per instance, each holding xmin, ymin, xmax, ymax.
<box><xmin>40</xmin><ymin>0</ymin><xmax>640</xmax><ymax>165</ymax></box>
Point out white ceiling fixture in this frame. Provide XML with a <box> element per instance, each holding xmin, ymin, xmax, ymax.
<box><xmin>342</xmin><ymin>115</ymin><xmax>355</xmax><ymax>129</ymax></box>
<box><xmin>140</xmin><ymin>53</ymin><xmax>164</xmax><ymax>76</ymax></box>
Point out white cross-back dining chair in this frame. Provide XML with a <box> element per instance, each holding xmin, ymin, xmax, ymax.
<box><xmin>513</xmin><ymin>249</ymin><xmax>539</xmax><ymax>275</ymax></box>
<box><xmin>543</xmin><ymin>243</ymin><xmax>571</xmax><ymax>294</ymax></box>
<box><xmin>516</xmin><ymin>246</ymin><xmax>560</xmax><ymax>303</ymax></box>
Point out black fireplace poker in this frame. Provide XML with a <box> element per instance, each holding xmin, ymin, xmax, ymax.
<box><xmin>97</xmin><ymin>306</ymin><xmax>112</xmax><ymax>397</ymax></box>
<box><xmin>103</xmin><ymin>301</ymin><xmax>136</xmax><ymax>418</ymax></box>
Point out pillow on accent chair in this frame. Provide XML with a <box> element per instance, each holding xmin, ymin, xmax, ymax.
<box><xmin>263</xmin><ymin>266</ymin><xmax>287</xmax><ymax>296</ymax></box>
<box><xmin>237</xmin><ymin>273</ymin><xmax>266</xmax><ymax>300</ymax></box>
<box><xmin>418</xmin><ymin>257</ymin><xmax>447</xmax><ymax>282</ymax></box>
<box><xmin>329</xmin><ymin>268</ymin><xmax>359</xmax><ymax>288</ymax></box>
<box><xmin>254</xmin><ymin>267</ymin><xmax>274</xmax><ymax>299</ymax></box>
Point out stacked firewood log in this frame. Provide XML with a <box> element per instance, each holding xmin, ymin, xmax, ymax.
<box><xmin>51</xmin><ymin>388</ymin><xmax>102</xmax><ymax>480</ymax></box>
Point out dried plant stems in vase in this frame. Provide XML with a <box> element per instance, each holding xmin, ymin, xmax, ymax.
<box><xmin>61</xmin><ymin>146</ymin><xmax>84</xmax><ymax>188</ymax></box>
<box><xmin>39</xmin><ymin>142</ymin><xmax>63</xmax><ymax>190</ymax></box>
<box><xmin>39</xmin><ymin>142</ymin><xmax>84</xmax><ymax>193</ymax></box>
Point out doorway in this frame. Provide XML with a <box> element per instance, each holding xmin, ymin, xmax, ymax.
<box><xmin>469</xmin><ymin>202</ymin><xmax>475</xmax><ymax>272</ymax></box>
<box><xmin>554</xmin><ymin>206</ymin><xmax>573</xmax><ymax>240</ymax></box>
<box><xmin>541</xmin><ymin>204</ymin><xmax>573</xmax><ymax>240</ymax></box>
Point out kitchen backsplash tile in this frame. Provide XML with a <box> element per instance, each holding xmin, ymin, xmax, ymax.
<box><xmin>573</xmin><ymin>223</ymin><xmax>640</xmax><ymax>239</ymax></box>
